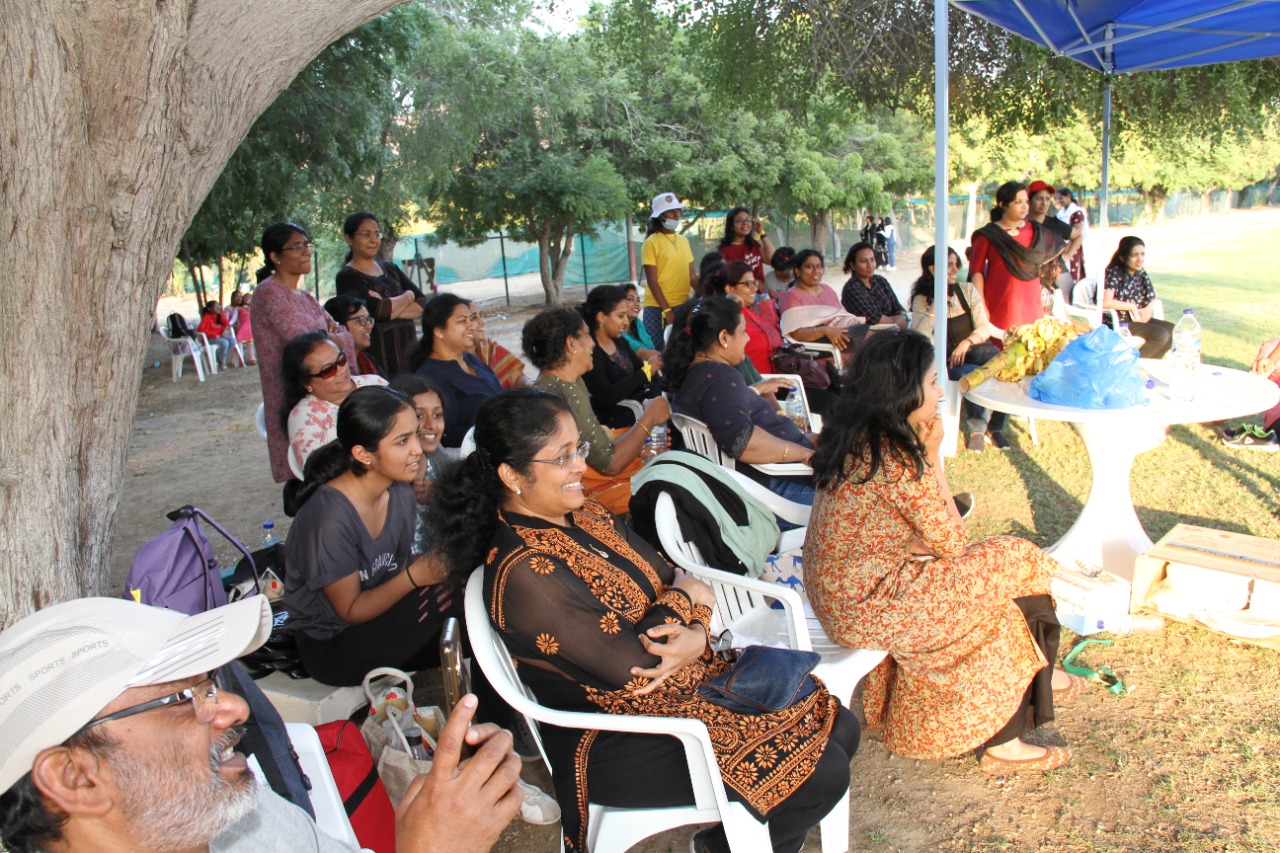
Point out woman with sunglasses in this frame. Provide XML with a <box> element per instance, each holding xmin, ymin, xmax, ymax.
<box><xmin>253</xmin><ymin>222</ymin><xmax>356</xmax><ymax>483</ymax></box>
<box><xmin>335</xmin><ymin>211</ymin><xmax>428</xmax><ymax>376</ymax></box>
<box><xmin>428</xmin><ymin>387</ymin><xmax>858</xmax><ymax>853</ymax></box>
<box><xmin>282</xmin><ymin>331</ymin><xmax>387</xmax><ymax>478</ymax></box>
<box><xmin>284</xmin><ymin>385</ymin><xmax>455</xmax><ymax>686</ymax></box>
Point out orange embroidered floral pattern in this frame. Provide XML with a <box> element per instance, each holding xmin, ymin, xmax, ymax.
<box><xmin>804</xmin><ymin>447</ymin><xmax>1054</xmax><ymax>760</ymax></box>
<box><xmin>535</xmin><ymin>633</ymin><xmax>559</xmax><ymax>655</ymax></box>
<box><xmin>599</xmin><ymin>612</ymin><xmax>620</xmax><ymax>634</ymax></box>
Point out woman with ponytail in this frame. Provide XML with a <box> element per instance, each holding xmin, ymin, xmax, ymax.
<box><xmin>968</xmin><ymin>181</ymin><xmax>1066</xmax><ymax>335</ymax></box>
<box><xmin>428</xmin><ymin>387</ymin><xmax>858</xmax><ymax>853</ymax></box>
<box><xmin>335</xmin><ymin>212</ymin><xmax>427</xmax><ymax>375</ymax></box>
<box><xmin>283</xmin><ymin>385</ymin><xmax>455</xmax><ymax>686</ymax></box>
<box><xmin>664</xmin><ymin>296</ymin><xmax>816</xmax><ymax>504</ymax></box>
<box><xmin>251</xmin><ymin>221</ymin><xmax>356</xmax><ymax>483</ymax></box>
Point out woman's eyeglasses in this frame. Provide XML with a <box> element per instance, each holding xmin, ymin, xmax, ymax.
<box><xmin>281</xmin><ymin>241</ymin><xmax>314</xmax><ymax>254</ymax></box>
<box><xmin>349</xmin><ymin>315</ymin><xmax>375</xmax><ymax>328</ymax></box>
<box><xmin>309</xmin><ymin>351</ymin><xmax>348</xmax><ymax>380</ymax></box>
<box><xmin>355</xmin><ymin>231</ymin><xmax>383</xmax><ymax>240</ymax></box>
<box><xmin>518</xmin><ymin>441</ymin><xmax>590</xmax><ymax>469</ymax></box>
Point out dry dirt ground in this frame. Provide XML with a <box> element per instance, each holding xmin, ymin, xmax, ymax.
<box><xmin>115</xmin><ymin>229</ymin><xmax>1280</xmax><ymax>852</ymax></box>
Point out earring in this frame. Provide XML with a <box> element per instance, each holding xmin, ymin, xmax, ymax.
<box><xmin>305</xmin><ymin>386</ymin><xmax>313</xmax><ymax>393</ymax></box>
<box><xmin>515</xmin><ymin>487</ymin><xmax>522</xmax><ymax>496</ymax></box>
<box><xmin>722</xmin><ymin>342</ymin><xmax>728</xmax><ymax>349</ymax></box>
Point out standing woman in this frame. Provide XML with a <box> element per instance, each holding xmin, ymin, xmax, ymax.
<box><xmin>335</xmin><ymin>212</ymin><xmax>428</xmax><ymax>376</ymax></box>
<box><xmin>581</xmin><ymin>285</ymin><xmax>662</xmax><ymax>428</ymax></box>
<box><xmin>804</xmin><ymin>330</ymin><xmax>1079</xmax><ymax>773</ymax></box>
<box><xmin>969</xmin><ymin>181</ymin><xmax>1065</xmax><ymax>336</ymax></box>
<box><xmin>883</xmin><ymin>215</ymin><xmax>897</xmax><ymax>270</ymax></box>
<box><xmin>717</xmin><ymin>206</ymin><xmax>774</xmax><ymax>284</ymax></box>
<box><xmin>284</xmin><ymin>386</ymin><xmax>453</xmax><ymax>686</ymax></box>
<box><xmin>235</xmin><ymin>290</ymin><xmax>256</xmax><ymax>365</ymax></box>
<box><xmin>409</xmin><ymin>293</ymin><xmax>503</xmax><ymax>448</ymax></box>
<box><xmin>640</xmin><ymin>191</ymin><xmax>698</xmax><ymax>346</ymax></box>
<box><xmin>252</xmin><ymin>221</ymin><xmax>356</xmax><ymax>483</ymax></box>
<box><xmin>1101</xmin><ymin>237</ymin><xmax>1174</xmax><ymax>359</ymax></box>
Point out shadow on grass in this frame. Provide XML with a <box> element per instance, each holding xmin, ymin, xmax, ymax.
<box><xmin>1004</xmin><ymin>448</ymin><xmax>1084</xmax><ymax>548</ymax></box>
<box><xmin>1134</xmin><ymin>426</ymin><xmax>1280</xmax><ymax>537</ymax></box>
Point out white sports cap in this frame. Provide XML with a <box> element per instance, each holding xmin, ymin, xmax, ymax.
<box><xmin>651</xmin><ymin>192</ymin><xmax>685</xmax><ymax>219</ymax></box>
<box><xmin>0</xmin><ymin>596</ymin><xmax>272</xmax><ymax>793</ymax></box>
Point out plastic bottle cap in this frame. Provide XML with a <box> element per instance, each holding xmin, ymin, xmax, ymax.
<box><xmin>263</xmin><ymin>521</ymin><xmax>274</xmax><ymax>529</ymax></box>
<box><xmin>1183</xmin><ymin>308</ymin><xmax>1194</xmax><ymax>314</ymax></box>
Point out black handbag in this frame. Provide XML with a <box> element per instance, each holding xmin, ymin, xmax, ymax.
<box><xmin>698</xmin><ymin>645</ymin><xmax>821</xmax><ymax>715</ymax></box>
<box><xmin>770</xmin><ymin>345</ymin><xmax>832</xmax><ymax>391</ymax></box>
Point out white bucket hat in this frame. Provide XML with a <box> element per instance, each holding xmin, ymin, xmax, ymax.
<box><xmin>0</xmin><ymin>596</ymin><xmax>272</xmax><ymax>793</ymax></box>
<box><xmin>651</xmin><ymin>192</ymin><xmax>685</xmax><ymax>219</ymax></box>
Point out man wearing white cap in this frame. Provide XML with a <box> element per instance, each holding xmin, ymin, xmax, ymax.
<box><xmin>0</xmin><ymin>597</ymin><xmax>521</xmax><ymax>853</ymax></box>
<box><xmin>640</xmin><ymin>191</ymin><xmax>699</xmax><ymax>345</ymax></box>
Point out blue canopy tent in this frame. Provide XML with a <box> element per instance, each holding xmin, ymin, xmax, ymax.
<box><xmin>928</xmin><ymin>0</ymin><xmax>1280</xmax><ymax>452</ymax></box>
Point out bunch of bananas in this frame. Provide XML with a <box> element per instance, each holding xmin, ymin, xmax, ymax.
<box><xmin>993</xmin><ymin>318</ymin><xmax>1078</xmax><ymax>381</ymax></box>
<box><xmin>958</xmin><ymin>318</ymin><xmax>1078</xmax><ymax>391</ymax></box>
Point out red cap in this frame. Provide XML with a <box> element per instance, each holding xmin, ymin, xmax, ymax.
<box><xmin>1027</xmin><ymin>180</ymin><xmax>1055</xmax><ymax>196</ymax></box>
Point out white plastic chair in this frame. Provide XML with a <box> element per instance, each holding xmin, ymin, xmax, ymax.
<box><xmin>281</xmin><ymin>723</ymin><xmax>374</xmax><ymax>852</ymax></box>
<box><xmin>157</xmin><ymin>325</ymin><xmax>207</xmax><ymax>382</ymax></box>
<box><xmin>464</xmin><ymin>569</ymin><xmax>772</xmax><ymax>853</ymax></box>
<box><xmin>1068</xmin><ymin>278</ymin><xmax>1164</xmax><ymax>328</ymax></box>
<box><xmin>459</xmin><ymin>425</ymin><xmax>476</xmax><ymax>456</ymax></box>
<box><xmin>188</xmin><ymin>321</ymin><xmax>221</xmax><ymax>375</ymax></box>
<box><xmin>669</xmin><ymin>412</ymin><xmax>812</xmax><ymax>478</ymax></box>
<box><xmin>254</xmin><ymin>402</ymin><xmax>268</xmax><ymax>440</ymax></box>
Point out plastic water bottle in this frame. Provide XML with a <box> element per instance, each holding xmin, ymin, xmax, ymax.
<box><xmin>260</xmin><ymin>520</ymin><xmax>280</xmax><ymax>549</ymax></box>
<box><xmin>403</xmin><ymin>726</ymin><xmax>433</xmax><ymax>761</ymax></box>
<box><xmin>1061</xmin><ymin>613</ymin><xmax>1164</xmax><ymax>635</ymax></box>
<box><xmin>785</xmin><ymin>393</ymin><xmax>807</xmax><ymax>432</ymax></box>
<box><xmin>640</xmin><ymin>429</ymin><xmax>659</xmax><ymax>460</ymax></box>
<box><xmin>1170</xmin><ymin>308</ymin><xmax>1202</xmax><ymax>403</ymax></box>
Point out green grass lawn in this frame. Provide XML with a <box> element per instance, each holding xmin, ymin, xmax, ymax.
<box><xmin>949</xmin><ymin>213</ymin><xmax>1280</xmax><ymax>548</ymax></box>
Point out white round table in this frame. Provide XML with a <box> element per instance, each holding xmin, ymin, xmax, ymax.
<box><xmin>963</xmin><ymin>359</ymin><xmax>1280</xmax><ymax>580</ymax></box>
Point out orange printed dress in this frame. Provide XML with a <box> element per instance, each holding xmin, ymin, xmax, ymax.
<box><xmin>485</xmin><ymin>500</ymin><xmax>840</xmax><ymax>851</ymax></box>
<box><xmin>803</xmin><ymin>449</ymin><xmax>1055</xmax><ymax>760</ymax></box>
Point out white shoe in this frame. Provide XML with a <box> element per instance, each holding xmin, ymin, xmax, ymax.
<box><xmin>519</xmin><ymin>780</ymin><xmax>561</xmax><ymax>825</ymax></box>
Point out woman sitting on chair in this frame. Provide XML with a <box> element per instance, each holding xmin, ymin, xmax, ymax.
<box><xmin>428</xmin><ymin>387</ymin><xmax>859</xmax><ymax>853</ymax></box>
<box><xmin>409</xmin><ymin>293</ymin><xmax>504</xmax><ymax>448</ymax></box>
<box><xmin>803</xmin><ymin>330</ymin><xmax>1084</xmax><ymax>774</ymax></box>
<box><xmin>282</xmin><ymin>331</ymin><xmax>387</xmax><ymax>477</ymax></box>
<box><xmin>284</xmin><ymin>385</ymin><xmax>454</xmax><ymax>686</ymax></box>
<box><xmin>1102</xmin><ymin>236</ymin><xmax>1173</xmax><ymax>359</ymax></box>
<box><xmin>666</xmin><ymin>297</ymin><xmax>816</xmax><ymax>505</ymax></box>
<box><xmin>581</xmin><ymin>284</ymin><xmax>663</xmax><ymax>428</ymax></box>
<box><xmin>524</xmin><ymin>307</ymin><xmax>669</xmax><ymax>514</ymax></box>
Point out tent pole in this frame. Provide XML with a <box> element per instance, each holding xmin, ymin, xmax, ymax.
<box><xmin>934</xmin><ymin>0</ymin><xmax>956</xmax><ymax>456</ymax></box>
<box><xmin>1100</xmin><ymin>76</ymin><xmax>1112</xmax><ymax>229</ymax></box>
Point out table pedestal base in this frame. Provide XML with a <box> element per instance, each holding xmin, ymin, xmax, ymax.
<box><xmin>1046</xmin><ymin>421</ymin><xmax>1164</xmax><ymax>581</ymax></box>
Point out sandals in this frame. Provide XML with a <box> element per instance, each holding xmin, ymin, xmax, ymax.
<box><xmin>1052</xmin><ymin>671</ymin><xmax>1090</xmax><ymax>706</ymax></box>
<box><xmin>979</xmin><ymin>744</ymin><xmax>1071</xmax><ymax>775</ymax></box>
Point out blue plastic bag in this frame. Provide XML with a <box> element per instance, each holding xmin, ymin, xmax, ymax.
<box><xmin>1029</xmin><ymin>326</ymin><xmax>1148</xmax><ymax>409</ymax></box>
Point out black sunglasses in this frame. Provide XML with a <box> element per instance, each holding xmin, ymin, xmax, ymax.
<box><xmin>309</xmin><ymin>351</ymin><xmax>348</xmax><ymax>380</ymax></box>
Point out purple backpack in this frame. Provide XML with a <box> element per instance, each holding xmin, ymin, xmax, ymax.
<box><xmin>125</xmin><ymin>506</ymin><xmax>258</xmax><ymax>615</ymax></box>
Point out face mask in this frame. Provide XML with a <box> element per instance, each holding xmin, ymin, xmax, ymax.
<box><xmin>661</xmin><ymin>215</ymin><xmax>680</xmax><ymax>231</ymax></box>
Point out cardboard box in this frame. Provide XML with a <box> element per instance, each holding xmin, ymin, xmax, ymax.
<box><xmin>1131</xmin><ymin>524</ymin><xmax>1280</xmax><ymax>649</ymax></box>
<box><xmin>1051</xmin><ymin>560</ymin><xmax>1132</xmax><ymax>618</ymax></box>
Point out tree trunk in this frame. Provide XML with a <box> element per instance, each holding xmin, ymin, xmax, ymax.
<box><xmin>808</xmin><ymin>209</ymin><xmax>829</xmax><ymax>257</ymax></box>
<box><xmin>0</xmin><ymin>0</ymin><xmax>404</xmax><ymax>624</ymax></box>
<box><xmin>536</xmin><ymin>223</ymin><xmax>564</xmax><ymax>305</ymax></box>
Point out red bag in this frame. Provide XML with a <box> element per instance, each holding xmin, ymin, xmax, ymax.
<box><xmin>315</xmin><ymin>720</ymin><xmax>397</xmax><ymax>853</ymax></box>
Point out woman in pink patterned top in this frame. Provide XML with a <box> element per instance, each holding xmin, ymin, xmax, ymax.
<box><xmin>281</xmin><ymin>331</ymin><xmax>387</xmax><ymax>478</ymax></box>
<box><xmin>253</xmin><ymin>222</ymin><xmax>356</xmax><ymax>482</ymax></box>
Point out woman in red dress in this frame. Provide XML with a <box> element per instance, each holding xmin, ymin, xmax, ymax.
<box><xmin>968</xmin><ymin>181</ymin><xmax>1065</xmax><ymax>338</ymax></box>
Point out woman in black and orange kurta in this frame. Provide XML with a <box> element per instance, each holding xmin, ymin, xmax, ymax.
<box><xmin>429</xmin><ymin>387</ymin><xmax>858</xmax><ymax>853</ymax></box>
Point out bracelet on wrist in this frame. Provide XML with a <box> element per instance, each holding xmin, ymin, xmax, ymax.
<box><xmin>781</xmin><ymin>442</ymin><xmax>789</xmax><ymax>462</ymax></box>
<box><xmin>406</xmin><ymin>562</ymin><xmax>425</xmax><ymax>590</ymax></box>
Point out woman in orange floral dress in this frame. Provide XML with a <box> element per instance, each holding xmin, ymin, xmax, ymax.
<box><xmin>804</xmin><ymin>330</ymin><xmax>1085</xmax><ymax>773</ymax></box>
<box><xmin>429</xmin><ymin>387</ymin><xmax>860</xmax><ymax>853</ymax></box>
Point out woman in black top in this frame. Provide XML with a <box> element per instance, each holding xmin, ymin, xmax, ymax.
<box><xmin>335</xmin><ymin>211</ymin><xmax>428</xmax><ymax>375</ymax></box>
<box><xmin>1102</xmin><ymin>236</ymin><xmax>1173</xmax><ymax>359</ymax></box>
<box><xmin>581</xmin><ymin>284</ymin><xmax>662</xmax><ymax>428</ymax></box>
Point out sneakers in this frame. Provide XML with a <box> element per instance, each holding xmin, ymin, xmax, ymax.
<box><xmin>986</xmin><ymin>430</ymin><xmax>1012</xmax><ymax>451</ymax></box>
<box><xmin>1223</xmin><ymin>424</ymin><xmax>1279</xmax><ymax>451</ymax></box>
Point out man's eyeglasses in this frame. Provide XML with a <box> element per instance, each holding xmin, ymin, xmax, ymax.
<box><xmin>349</xmin><ymin>315</ymin><xmax>375</xmax><ymax>328</ymax></box>
<box><xmin>282</xmin><ymin>241</ymin><xmax>314</xmax><ymax>254</ymax></box>
<box><xmin>78</xmin><ymin>673</ymin><xmax>222</xmax><ymax>732</ymax></box>
<box><xmin>355</xmin><ymin>231</ymin><xmax>383</xmax><ymax>240</ymax></box>
<box><xmin>517</xmin><ymin>441</ymin><xmax>590</xmax><ymax>469</ymax></box>
<box><xmin>309</xmin><ymin>351</ymin><xmax>348</xmax><ymax>380</ymax></box>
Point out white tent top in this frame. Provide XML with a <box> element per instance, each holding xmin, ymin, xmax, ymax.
<box><xmin>952</xmin><ymin>0</ymin><xmax>1280</xmax><ymax>74</ymax></box>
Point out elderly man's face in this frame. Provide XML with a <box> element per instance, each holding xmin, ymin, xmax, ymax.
<box><xmin>86</xmin><ymin>674</ymin><xmax>255</xmax><ymax>848</ymax></box>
